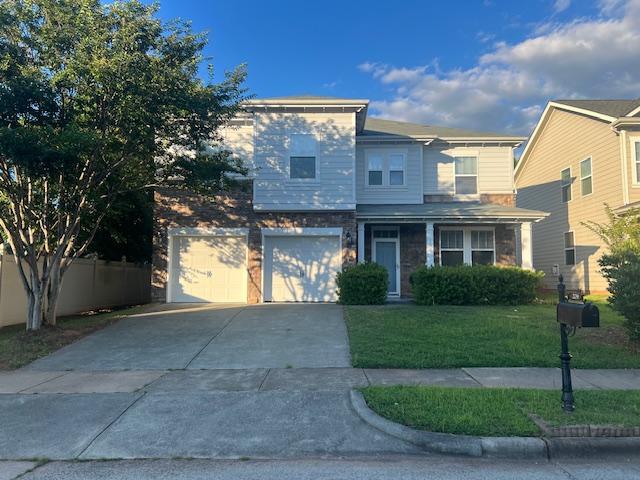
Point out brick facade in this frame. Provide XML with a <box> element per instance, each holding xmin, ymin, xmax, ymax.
<box><xmin>423</xmin><ymin>194</ymin><xmax>515</xmax><ymax>206</ymax></box>
<box><xmin>153</xmin><ymin>183</ymin><xmax>357</xmax><ymax>303</ymax></box>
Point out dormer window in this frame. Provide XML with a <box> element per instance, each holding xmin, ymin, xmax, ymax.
<box><xmin>289</xmin><ymin>134</ymin><xmax>317</xmax><ymax>180</ymax></box>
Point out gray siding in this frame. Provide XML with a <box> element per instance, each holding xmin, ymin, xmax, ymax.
<box><xmin>355</xmin><ymin>143</ymin><xmax>423</xmax><ymax>204</ymax></box>
<box><xmin>253</xmin><ymin>112</ymin><xmax>356</xmax><ymax>210</ymax></box>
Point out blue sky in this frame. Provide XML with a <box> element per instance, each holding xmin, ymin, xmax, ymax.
<box><xmin>152</xmin><ymin>0</ymin><xmax>640</xmax><ymax>134</ymax></box>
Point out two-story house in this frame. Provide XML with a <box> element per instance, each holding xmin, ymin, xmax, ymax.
<box><xmin>515</xmin><ymin>99</ymin><xmax>640</xmax><ymax>293</ymax></box>
<box><xmin>153</xmin><ymin>95</ymin><xmax>547</xmax><ymax>304</ymax></box>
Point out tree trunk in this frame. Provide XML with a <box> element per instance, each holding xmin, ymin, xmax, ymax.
<box><xmin>45</xmin><ymin>263</ymin><xmax>62</xmax><ymax>326</ymax></box>
<box><xmin>26</xmin><ymin>287</ymin><xmax>45</xmax><ymax>331</ymax></box>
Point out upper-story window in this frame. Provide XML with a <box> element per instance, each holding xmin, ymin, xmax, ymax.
<box><xmin>633</xmin><ymin>140</ymin><xmax>640</xmax><ymax>184</ymax></box>
<box><xmin>580</xmin><ymin>157</ymin><xmax>592</xmax><ymax>196</ymax></box>
<box><xmin>389</xmin><ymin>154</ymin><xmax>405</xmax><ymax>185</ymax></box>
<box><xmin>454</xmin><ymin>156</ymin><xmax>478</xmax><ymax>195</ymax></box>
<box><xmin>561</xmin><ymin>167</ymin><xmax>572</xmax><ymax>203</ymax></box>
<box><xmin>289</xmin><ymin>134</ymin><xmax>317</xmax><ymax>180</ymax></box>
<box><xmin>367</xmin><ymin>154</ymin><xmax>383</xmax><ymax>185</ymax></box>
<box><xmin>366</xmin><ymin>150</ymin><xmax>406</xmax><ymax>187</ymax></box>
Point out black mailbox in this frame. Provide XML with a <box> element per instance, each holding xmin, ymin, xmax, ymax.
<box><xmin>557</xmin><ymin>302</ymin><xmax>600</xmax><ymax>328</ymax></box>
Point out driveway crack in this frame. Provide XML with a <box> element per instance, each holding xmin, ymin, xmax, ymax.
<box><xmin>184</xmin><ymin>307</ymin><xmax>246</xmax><ymax>369</ymax></box>
<box><xmin>76</xmin><ymin>391</ymin><xmax>147</xmax><ymax>459</ymax></box>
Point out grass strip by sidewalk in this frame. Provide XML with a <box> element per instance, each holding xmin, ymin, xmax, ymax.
<box><xmin>362</xmin><ymin>386</ymin><xmax>640</xmax><ymax>437</ymax></box>
<box><xmin>345</xmin><ymin>297</ymin><xmax>640</xmax><ymax>369</ymax></box>
<box><xmin>0</xmin><ymin>305</ymin><xmax>147</xmax><ymax>370</ymax></box>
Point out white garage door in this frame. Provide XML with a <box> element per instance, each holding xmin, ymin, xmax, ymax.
<box><xmin>264</xmin><ymin>235</ymin><xmax>341</xmax><ymax>302</ymax></box>
<box><xmin>170</xmin><ymin>235</ymin><xmax>247</xmax><ymax>303</ymax></box>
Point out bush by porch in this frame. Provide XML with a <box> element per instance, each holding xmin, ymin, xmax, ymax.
<box><xmin>410</xmin><ymin>265</ymin><xmax>543</xmax><ymax>305</ymax></box>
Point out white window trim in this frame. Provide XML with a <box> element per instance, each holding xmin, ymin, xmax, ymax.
<box><xmin>288</xmin><ymin>134</ymin><xmax>319</xmax><ymax>182</ymax></box>
<box><xmin>631</xmin><ymin>137</ymin><xmax>640</xmax><ymax>187</ymax></box>
<box><xmin>560</xmin><ymin>167</ymin><xmax>572</xmax><ymax>203</ymax></box>
<box><xmin>365</xmin><ymin>149</ymin><xmax>407</xmax><ymax>188</ymax></box>
<box><xmin>579</xmin><ymin>156</ymin><xmax>593</xmax><ymax>197</ymax></box>
<box><xmin>564</xmin><ymin>230</ymin><xmax>576</xmax><ymax>266</ymax></box>
<box><xmin>452</xmin><ymin>154</ymin><xmax>479</xmax><ymax>197</ymax></box>
<box><xmin>439</xmin><ymin>226</ymin><xmax>496</xmax><ymax>266</ymax></box>
<box><xmin>371</xmin><ymin>226</ymin><xmax>401</xmax><ymax>296</ymax></box>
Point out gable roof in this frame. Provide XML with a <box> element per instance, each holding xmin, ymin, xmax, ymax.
<box><xmin>553</xmin><ymin>99</ymin><xmax>640</xmax><ymax>119</ymax></box>
<box><xmin>360</xmin><ymin>117</ymin><xmax>525</xmax><ymax>142</ymax></box>
<box><xmin>515</xmin><ymin>98</ymin><xmax>640</xmax><ymax>180</ymax></box>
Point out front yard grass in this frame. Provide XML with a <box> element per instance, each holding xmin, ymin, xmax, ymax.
<box><xmin>345</xmin><ymin>297</ymin><xmax>639</xmax><ymax>368</ymax></box>
<box><xmin>362</xmin><ymin>386</ymin><xmax>640</xmax><ymax>437</ymax></box>
<box><xmin>0</xmin><ymin>305</ymin><xmax>147</xmax><ymax>370</ymax></box>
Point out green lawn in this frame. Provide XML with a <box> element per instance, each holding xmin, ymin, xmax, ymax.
<box><xmin>0</xmin><ymin>305</ymin><xmax>147</xmax><ymax>370</ymax></box>
<box><xmin>362</xmin><ymin>386</ymin><xmax>640</xmax><ymax>437</ymax></box>
<box><xmin>345</xmin><ymin>297</ymin><xmax>639</xmax><ymax>368</ymax></box>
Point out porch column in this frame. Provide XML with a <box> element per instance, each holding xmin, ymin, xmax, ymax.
<box><xmin>357</xmin><ymin>222</ymin><xmax>365</xmax><ymax>263</ymax></box>
<box><xmin>425</xmin><ymin>222</ymin><xmax>435</xmax><ymax>267</ymax></box>
<box><xmin>521</xmin><ymin>222</ymin><xmax>533</xmax><ymax>270</ymax></box>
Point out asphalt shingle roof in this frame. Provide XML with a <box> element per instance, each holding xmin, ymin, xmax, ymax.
<box><xmin>554</xmin><ymin>99</ymin><xmax>640</xmax><ymax>118</ymax></box>
<box><xmin>356</xmin><ymin>203</ymin><xmax>548</xmax><ymax>220</ymax></box>
<box><xmin>361</xmin><ymin>117</ymin><xmax>524</xmax><ymax>140</ymax></box>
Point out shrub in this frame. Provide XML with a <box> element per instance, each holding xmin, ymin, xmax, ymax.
<box><xmin>337</xmin><ymin>263</ymin><xmax>388</xmax><ymax>305</ymax></box>
<box><xmin>585</xmin><ymin>205</ymin><xmax>640</xmax><ymax>341</ymax></box>
<box><xmin>410</xmin><ymin>265</ymin><xmax>544</xmax><ymax>305</ymax></box>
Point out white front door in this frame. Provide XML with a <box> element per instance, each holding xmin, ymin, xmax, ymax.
<box><xmin>170</xmin><ymin>235</ymin><xmax>247</xmax><ymax>303</ymax></box>
<box><xmin>264</xmin><ymin>235</ymin><xmax>341</xmax><ymax>302</ymax></box>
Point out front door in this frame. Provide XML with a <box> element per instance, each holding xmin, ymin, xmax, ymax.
<box><xmin>373</xmin><ymin>229</ymin><xmax>400</xmax><ymax>296</ymax></box>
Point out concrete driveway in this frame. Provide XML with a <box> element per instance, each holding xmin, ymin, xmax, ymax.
<box><xmin>27</xmin><ymin>304</ymin><xmax>351</xmax><ymax>371</ymax></box>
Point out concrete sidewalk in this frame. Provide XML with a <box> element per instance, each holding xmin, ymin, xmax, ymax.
<box><xmin>1</xmin><ymin>367</ymin><xmax>639</xmax><ymax>394</ymax></box>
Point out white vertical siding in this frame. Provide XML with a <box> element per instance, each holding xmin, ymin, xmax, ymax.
<box><xmin>355</xmin><ymin>143</ymin><xmax>423</xmax><ymax>204</ymax></box>
<box><xmin>252</xmin><ymin>112</ymin><xmax>356</xmax><ymax>210</ymax></box>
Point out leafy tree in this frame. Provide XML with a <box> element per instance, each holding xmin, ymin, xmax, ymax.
<box><xmin>585</xmin><ymin>205</ymin><xmax>640</xmax><ymax>341</ymax></box>
<box><xmin>0</xmin><ymin>0</ymin><xmax>247</xmax><ymax>330</ymax></box>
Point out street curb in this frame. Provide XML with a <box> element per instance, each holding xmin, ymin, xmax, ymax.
<box><xmin>349</xmin><ymin>390</ymin><xmax>547</xmax><ymax>458</ymax></box>
<box><xmin>351</xmin><ymin>390</ymin><xmax>640</xmax><ymax>459</ymax></box>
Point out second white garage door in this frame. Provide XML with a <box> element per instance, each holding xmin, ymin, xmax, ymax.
<box><xmin>170</xmin><ymin>234</ymin><xmax>247</xmax><ymax>303</ymax></box>
<box><xmin>263</xmin><ymin>235</ymin><xmax>341</xmax><ymax>302</ymax></box>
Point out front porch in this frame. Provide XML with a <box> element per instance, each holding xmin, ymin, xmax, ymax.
<box><xmin>356</xmin><ymin>203</ymin><xmax>547</xmax><ymax>298</ymax></box>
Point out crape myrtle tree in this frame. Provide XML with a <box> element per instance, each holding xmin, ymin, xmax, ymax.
<box><xmin>0</xmin><ymin>0</ymin><xmax>248</xmax><ymax>330</ymax></box>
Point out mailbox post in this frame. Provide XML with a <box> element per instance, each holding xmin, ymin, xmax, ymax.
<box><xmin>556</xmin><ymin>275</ymin><xmax>600</xmax><ymax>413</ymax></box>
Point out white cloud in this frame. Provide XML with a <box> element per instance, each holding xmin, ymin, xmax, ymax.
<box><xmin>553</xmin><ymin>0</ymin><xmax>571</xmax><ymax>13</ymax></box>
<box><xmin>360</xmin><ymin>0</ymin><xmax>640</xmax><ymax>134</ymax></box>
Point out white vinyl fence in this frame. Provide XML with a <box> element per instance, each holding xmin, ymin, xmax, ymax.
<box><xmin>0</xmin><ymin>254</ymin><xmax>151</xmax><ymax>328</ymax></box>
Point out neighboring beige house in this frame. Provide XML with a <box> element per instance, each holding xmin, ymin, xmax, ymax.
<box><xmin>515</xmin><ymin>99</ymin><xmax>640</xmax><ymax>293</ymax></box>
<box><xmin>153</xmin><ymin>95</ymin><xmax>547</xmax><ymax>304</ymax></box>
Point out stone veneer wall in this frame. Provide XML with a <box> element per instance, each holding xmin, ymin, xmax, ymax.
<box><xmin>153</xmin><ymin>184</ymin><xmax>357</xmax><ymax>303</ymax></box>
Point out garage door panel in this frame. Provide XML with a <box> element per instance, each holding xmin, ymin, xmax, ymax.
<box><xmin>171</xmin><ymin>235</ymin><xmax>247</xmax><ymax>303</ymax></box>
<box><xmin>266</xmin><ymin>236</ymin><xmax>341</xmax><ymax>302</ymax></box>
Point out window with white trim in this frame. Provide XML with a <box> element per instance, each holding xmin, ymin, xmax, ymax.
<box><xmin>454</xmin><ymin>156</ymin><xmax>478</xmax><ymax>195</ymax></box>
<box><xmin>365</xmin><ymin>150</ymin><xmax>406</xmax><ymax>187</ymax></box>
<box><xmin>289</xmin><ymin>134</ymin><xmax>316</xmax><ymax>180</ymax></box>
<box><xmin>564</xmin><ymin>231</ymin><xmax>576</xmax><ymax>265</ymax></box>
<box><xmin>561</xmin><ymin>168</ymin><xmax>572</xmax><ymax>203</ymax></box>
<box><xmin>389</xmin><ymin>153</ymin><xmax>405</xmax><ymax>186</ymax></box>
<box><xmin>367</xmin><ymin>154</ymin><xmax>383</xmax><ymax>186</ymax></box>
<box><xmin>634</xmin><ymin>140</ymin><xmax>640</xmax><ymax>184</ymax></box>
<box><xmin>471</xmin><ymin>230</ymin><xmax>495</xmax><ymax>265</ymax></box>
<box><xmin>440</xmin><ymin>230</ymin><xmax>464</xmax><ymax>266</ymax></box>
<box><xmin>580</xmin><ymin>157</ymin><xmax>592</xmax><ymax>196</ymax></box>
